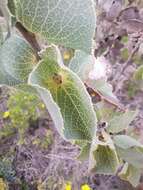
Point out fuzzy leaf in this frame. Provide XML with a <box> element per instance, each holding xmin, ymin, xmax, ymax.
<box><xmin>30</xmin><ymin>86</ymin><xmax>65</xmax><ymax>138</ymax></box>
<box><xmin>77</xmin><ymin>141</ymin><xmax>91</xmax><ymax>161</ymax></box>
<box><xmin>0</xmin><ymin>0</ymin><xmax>11</xmax><ymax>32</ymax></box>
<box><xmin>15</xmin><ymin>0</ymin><xmax>96</xmax><ymax>53</ymax></box>
<box><xmin>0</xmin><ymin>35</ymin><xmax>37</xmax><ymax>83</ymax></box>
<box><xmin>114</xmin><ymin>135</ymin><xmax>143</xmax><ymax>168</ymax></box>
<box><xmin>118</xmin><ymin>163</ymin><xmax>141</xmax><ymax>187</ymax></box>
<box><xmin>89</xmin><ymin>79</ymin><xmax>119</xmax><ymax>106</ymax></box>
<box><xmin>0</xmin><ymin>69</ymin><xmax>20</xmax><ymax>87</ymax></box>
<box><xmin>116</xmin><ymin>147</ymin><xmax>143</xmax><ymax>168</ymax></box>
<box><xmin>89</xmin><ymin>132</ymin><xmax>119</xmax><ymax>174</ymax></box>
<box><xmin>29</xmin><ymin>45</ymin><xmax>97</xmax><ymax>140</ymax></box>
<box><xmin>107</xmin><ymin>110</ymin><xmax>138</xmax><ymax>133</ymax></box>
<box><xmin>94</xmin><ymin>101</ymin><xmax>117</xmax><ymax>122</ymax></box>
<box><xmin>134</xmin><ymin>65</ymin><xmax>143</xmax><ymax>81</ymax></box>
<box><xmin>69</xmin><ymin>50</ymin><xmax>93</xmax><ymax>81</ymax></box>
<box><xmin>133</xmin><ymin>65</ymin><xmax>143</xmax><ymax>89</ymax></box>
<box><xmin>7</xmin><ymin>0</ymin><xmax>16</xmax><ymax>16</ymax></box>
<box><xmin>113</xmin><ymin>135</ymin><xmax>143</xmax><ymax>149</ymax></box>
<box><xmin>0</xmin><ymin>52</ymin><xmax>20</xmax><ymax>87</ymax></box>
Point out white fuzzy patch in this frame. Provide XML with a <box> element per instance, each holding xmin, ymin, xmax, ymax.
<box><xmin>88</xmin><ymin>56</ymin><xmax>108</xmax><ymax>80</ymax></box>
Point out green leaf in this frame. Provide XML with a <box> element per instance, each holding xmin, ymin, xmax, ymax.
<box><xmin>77</xmin><ymin>141</ymin><xmax>91</xmax><ymax>161</ymax></box>
<box><xmin>29</xmin><ymin>45</ymin><xmax>97</xmax><ymax>140</ymax></box>
<box><xmin>0</xmin><ymin>0</ymin><xmax>11</xmax><ymax>33</ymax></box>
<box><xmin>15</xmin><ymin>84</ymin><xmax>40</xmax><ymax>96</ymax></box>
<box><xmin>132</xmin><ymin>54</ymin><xmax>143</xmax><ymax>65</ymax></box>
<box><xmin>7</xmin><ymin>0</ymin><xmax>16</xmax><ymax>16</ymax></box>
<box><xmin>94</xmin><ymin>101</ymin><xmax>117</xmax><ymax>122</ymax></box>
<box><xmin>121</xmin><ymin>36</ymin><xmax>128</xmax><ymax>44</ymax></box>
<box><xmin>117</xmin><ymin>147</ymin><xmax>143</xmax><ymax>161</ymax></box>
<box><xmin>107</xmin><ymin>110</ymin><xmax>138</xmax><ymax>133</ymax></box>
<box><xmin>118</xmin><ymin>163</ymin><xmax>141</xmax><ymax>187</ymax></box>
<box><xmin>121</xmin><ymin>48</ymin><xmax>129</xmax><ymax>61</ymax></box>
<box><xmin>0</xmin><ymin>50</ymin><xmax>20</xmax><ymax>87</ymax></box>
<box><xmin>69</xmin><ymin>50</ymin><xmax>93</xmax><ymax>81</ymax></box>
<box><xmin>15</xmin><ymin>0</ymin><xmax>96</xmax><ymax>53</ymax></box>
<box><xmin>113</xmin><ymin>135</ymin><xmax>143</xmax><ymax>149</ymax></box>
<box><xmin>133</xmin><ymin>65</ymin><xmax>143</xmax><ymax>90</ymax></box>
<box><xmin>134</xmin><ymin>65</ymin><xmax>143</xmax><ymax>81</ymax></box>
<box><xmin>114</xmin><ymin>135</ymin><xmax>143</xmax><ymax>168</ymax></box>
<box><xmin>0</xmin><ymin>35</ymin><xmax>37</xmax><ymax>83</ymax></box>
<box><xmin>34</xmin><ymin>86</ymin><xmax>65</xmax><ymax>139</ymax></box>
<box><xmin>0</xmin><ymin>70</ymin><xmax>20</xmax><ymax>87</ymax></box>
<box><xmin>89</xmin><ymin>79</ymin><xmax>119</xmax><ymax>106</ymax></box>
<box><xmin>89</xmin><ymin>132</ymin><xmax>119</xmax><ymax>174</ymax></box>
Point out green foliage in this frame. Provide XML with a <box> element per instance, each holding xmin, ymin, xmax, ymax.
<box><xmin>0</xmin><ymin>35</ymin><xmax>37</xmax><ymax>84</ymax></box>
<box><xmin>0</xmin><ymin>0</ymin><xmax>143</xmax><ymax>187</ymax></box>
<box><xmin>92</xmin><ymin>101</ymin><xmax>141</xmax><ymax>178</ymax></box>
<box><xmin>32</xmin><ymin>129</ymin><xmax>53</xmax><ymax>149</ymax></box>
<box><xmin>1</xmin><ymin>90</ymin><xmax>44</xmax><ymax>143</ymax></box>
<box><xmin>126</xmin><ymin>80</ymin><xmax>139</xmax><ymax>98</ymax></box>
<box><xmin>29</xmin><ymin>46</ymin><xmax>97</xmax><ymax>140</ymax></box>
<box><xmin>121</xmin><ymin>36</ymin><xmax>129</xmax><ymax>44</ymax></box>
<box><xmin>134</xmin><ymin>65</ymin><xmax>143</xmax><ymax>81</ymax></box>
<box><xmin>0</xmin><ymin>34</ymin><xmax>37</xmax><ymax>87</ymax></box>
<box><xmin>121</xmin><ymin>48</ymin><xmax>129</xmax><ymax>61</ymax></box>
<box><xmin>0</xmin><ymin>158</ymin><xmax>16</xmax><ymax>182</ymax></box>
<box><xmin>77</xmin><ymin>141</ymin><xmax>91</xmax><ymax>161</ymax></box>
<box><xmin>113</xmin><ymin>135</ymin><xmax>143</xmax><ymax>149</ymax></box>
<box><xmin>107</xmin><ymin>110</ymin><xmax>138</xmax><ymax>133</ymax></box>
<box><xmin>7</xmin><ymin>0</ymin><xmax>16</xmax><ymax>16</ymax></box>
<box><xmin>94</xmin><ymin>101</ymin><xmax>116</xmax><ymax>122</ymax></box>
<box><xmin>133</xmin><ymin>65</ymin><xmax>143</xmax><ymax>90</ymax></box>
<box><xmin>15</xmin><ymin>0</ymin><xmax>96</xmax><ymax>53</ymax></box>
<box><xmin>8</xmin><ymin>91</ymin><xmax>39</xmax><ymax>125</ymax></box>
<box><xmin>132</xmin><ymin>54</ymin><xmax>143</xmax><ymax>65</ymax></box>
<box><xmin>69</xmin><ymin>50</ymin><xmax>93</xmax><ymax>81</ymax></box>
<box><xmin>119</xmin><ymin>163</ymin><xmax>142</xmax><ymax>187</ymax></box>
<box><xmin>89</xmin><ymin>131</ymin><xmax>120</xmax><ymax>174</ymax></box>
<box><xmin>69</xmin><ymin>50</ymin><xmax>119</xmax><ymax>106</ymax></box>
<box><xmin>0</xmin><ymin>0</ymin><xmax>11</xmax><ymax>34</ymax></box>
<box><xmin>114</xmin><ymin>135</ymin><xmax>143</xmax><ymax>168</ymax></box>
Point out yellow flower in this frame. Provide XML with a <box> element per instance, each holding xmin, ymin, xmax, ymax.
<box><xmin>3</xmin><ymin>111</ymin><xmax>10</xmax><ymax>119</ymax></box>
<box><xmin>65</xmin><ymin>182</ymin><xmax>72</xmax><ymax>190</ymax></box>
<box><xmin>24</xmin><ymin>96</ymin><xmax>27</xmax><ymax>100</ymax></box>
<box><xmin>41</xmin><ymin>103</ymin><xmax>45</xmax><ymax>109</ymax></box>
<box><xmin>0</xmin><ymin>178</ymin><xmax>7</xmax><ymax>190</ymax></box>
<box><xmin>63</xmin><ymin>51</ymin><xmax>71</xmax><ymax>61</ymax></box>
<box><xmin>81</xmin><ymin>184</ymin><xmax>91</xmax><ymax>190</ymax></box>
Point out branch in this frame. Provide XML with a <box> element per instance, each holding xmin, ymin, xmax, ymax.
<box><xmin>113</xmin><ymin>43</ymin><xmax>140</xmax><ymax>94</ymax></box>
<box><xmin>120</xmin><ymin>45</ymin><xmax>139</xmax><ymax>75</ymax></box>
<box><xmin>15</xmin><ymin>22</ymin><xmax>41</xmax><ymax>60</ymax></box>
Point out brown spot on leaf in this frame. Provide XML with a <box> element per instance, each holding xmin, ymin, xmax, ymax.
<box><xmin>53</xmin><ymin>73</ymin><xmax>63</xmax><ymax>85</ymax></box>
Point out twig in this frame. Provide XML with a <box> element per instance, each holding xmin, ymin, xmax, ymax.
<box><xmin>44</xmin><ymin>154</ymin><xmax>79</xmax><ymax>162</ymax></box>
<box><xmin>15</xmin><ymin>22</ymin><xmax>41</xmax><ymax>60</ymax></box>
<box><xmin>120</xmin><ymin>45</ymin><xmax>139</xmax><ymax>75</ymax></box>
<box><xmin>85</xmin><ymin>83</ymin><xmax>125</xmax><ymax>111</ymax></box>
<box><xmin>113</xmin><ymin>44</ymin><xmax>140</xmax><ymax>94</ymax></box>
<box><xmin>117</xmin><ymin>6</ymin><xmax>138</xmax><ymax>21</ymax></box>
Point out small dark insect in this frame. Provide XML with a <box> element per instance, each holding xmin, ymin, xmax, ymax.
<box><xmin>53</xmin><ymin>73</ymin><xmax>62</xmax><ymax>85</ymax></box>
